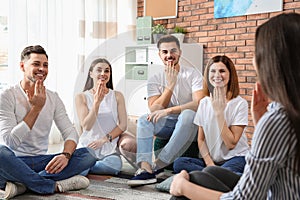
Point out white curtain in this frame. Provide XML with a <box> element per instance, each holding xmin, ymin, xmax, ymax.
<box><xmin>8</xmin><ymin>0</ymin><xmax>137</xmax><ymax>142</ymax></box>
<box><xmin>74</xmin><ymin>0</ymin><xmax>137</xmax><ymax>97</ymax></box>
<box><xmin>8</xmin><ymin>0</ymin><xmax>136</xmax><ymax>116</ymax></box>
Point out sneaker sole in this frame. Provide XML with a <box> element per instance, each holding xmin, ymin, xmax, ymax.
<box><xmin>4</xmin><ymin>182</ymin><xmax>26</xmax><ymax>199</ymax></box>
<box><xmin>127</xmin><ymin>178</ymin><xmax>157</xmax><ymax>187</ymax></box>
<box><xmin>5</xmin><ymin>182</ymin><xmax>18</xmax><ymax>199</ymax></box>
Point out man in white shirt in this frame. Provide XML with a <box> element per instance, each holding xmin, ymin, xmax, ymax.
<box><xmin>0</xmin><ymin>45</ymin><xmax>96</xmax><ymax>199</ymax></box>
<box><xmin>128</xmin><ymin>35</ymin><xmax>204</xmax><ymax>186</ymax></box>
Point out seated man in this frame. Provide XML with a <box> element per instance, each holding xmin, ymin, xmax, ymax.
<box><xmin>0</xmin><ymin>45</ymin><xmax>96</xmax><ymax>199</ymax></box>
<box><xmin>127</xmin><ymin>35</ymin><xmax>204</xmax><ymax>186</ymax></box>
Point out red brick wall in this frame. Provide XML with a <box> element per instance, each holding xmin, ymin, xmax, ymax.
<box><xmin>137</xmin><ymin>0</ymin><xmax>300</xmax><ymax>144</ymax></box>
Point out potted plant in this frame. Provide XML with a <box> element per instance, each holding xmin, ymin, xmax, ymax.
<box><xmin>172</xmin><ymin>26</ymin><xmax>187</xmax><ymax>43</ymax></box>
<box><xmin>152</xmin><ymin>24</ymin><xmax>167</xmax><ymax>43</ymax></box>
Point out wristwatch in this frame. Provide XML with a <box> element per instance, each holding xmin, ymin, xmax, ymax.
<box><xmin>61</xmin><ymin>152</ymin><xmax>71</xmax><ymax>159</ymax></box>
<box><xmin>106</xmin><ymin>133</ymin><xmax>113</xmax><ymax>142</ymax></box>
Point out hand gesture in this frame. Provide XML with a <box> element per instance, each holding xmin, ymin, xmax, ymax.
<box><xmin>45</xmin><ymin>154</ymin><xmax>69</xmax><ymax>174</ymax></box>
<box><xmin>147</xmin><ymin>109</ymin><xmax>168</xmax><ymax>123</ymax></box>
<box><xmin>170</xmin><ymin>170</ymin><xmax>190</xmax><ymax>196</ymax></box>
<box><xmin>211</xmin><ymin>86</ymin><xmax>226</xmax><ymax>115</ymax></box>
<box><xmin>94</xmin><ymin>81</ymin><xmax>107</xmax><ymax>104</ymax></box>
<box><xmin>26</xmin><ymin>80</ymin><xmax>46</xmax><ymax>111</ymax></box>
<box><xmin>165</xmin><ymin>61</ymin><xmax>178</xmax><ymax>89</ymax></box>
<box><xmin>251</xmin><ymin>82</ymin><xmax>269</xmax><ymax>126</ymax></box>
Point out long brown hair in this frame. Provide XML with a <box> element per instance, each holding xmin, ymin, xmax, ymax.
<box><xmin>83</xmin><ymin>58</ymin><xmax>113</xmax><ymax>91</ymax></box>
<box><xmin>203</xmin><ymin>55</ymin><xmax>239</xmax><ymax>100</ymax></box>
<box><xmin>255</xmin><ymin>13</ymin><xmax>300</xmax><ymax>169</ymax></box>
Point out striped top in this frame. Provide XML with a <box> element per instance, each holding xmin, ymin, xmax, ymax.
<box><xmin>221</xmin><ymin>102</ymin><xmax>300</xmax><ymax>199</ymax></box>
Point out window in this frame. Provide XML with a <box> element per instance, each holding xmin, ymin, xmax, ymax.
<box><xmin>0</xmin><ymin>0</ymin><xmax>8</xmax><ymax>91</ymax></box>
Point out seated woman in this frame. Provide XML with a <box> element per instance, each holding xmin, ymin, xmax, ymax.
<box><xmin>173</xmin><ymin>55</ymin><xmax>249</xmax><ymax>175</ymax></box>
<box><xmin>75</xmin><ymin>58</ymin><xmax>136</xmax><ymax>175</ymax></box>
<box><xmin>170</xmin><ymin>13</ymin><xmax>300</xmax><ymax>199</ymax></box>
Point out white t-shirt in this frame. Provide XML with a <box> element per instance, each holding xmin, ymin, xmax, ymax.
<box><xmin>0</xmin><ymin>83</ymin><xmax>78</xmax><ymax>156</ymax></box>
<box><xmin>194</xmin><ymin>96</ymin><xmax>249</xmax><ymax>162</ymax></box>
<box><xmin>147</xmin><ymin>65</ymin><xmax>203</xmax><ymax>114</ymax></box>
<box><xmin>77</xmin><ymin>89</ymin><xmax>118</xmax><ymax>159</ymax></box>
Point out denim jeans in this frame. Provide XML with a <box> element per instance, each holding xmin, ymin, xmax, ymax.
<box><xmin>173</xmin><ymin>156</ymin><xmax>246</xmax><ymax>175</ymax></box>
<box><xmin>0</xmin><ymin>145</ymin><xmax>96</xmax><ymax>194</ymax></box>
<box><xmin>136</xmin><ymin>109</ymin><xmax>198</xmax><ymax>166</ymax></box>
<box><xmin>81</xmin><ymin>153</ymin><xmax>122</xmax><ymax>176</ymax></box>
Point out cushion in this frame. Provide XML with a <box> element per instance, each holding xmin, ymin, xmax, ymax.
<box><xmin>155</xmin><ymin>175</ymin><xmax>174</xmax><ymax>193</ymax></box>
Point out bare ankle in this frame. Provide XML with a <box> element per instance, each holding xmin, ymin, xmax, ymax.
<box><xmin>140</xmin><ymin>162</ymin><xmax>152</xmax><ymax>173</ymax></box>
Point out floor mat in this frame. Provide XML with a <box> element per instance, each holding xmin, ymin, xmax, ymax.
<box><xmin>12</xmin><ymin>176</ymin><xmax>171</xmax><ymax>200</ymax></box>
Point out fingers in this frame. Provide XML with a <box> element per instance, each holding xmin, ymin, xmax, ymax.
<box><xmin>147</xmin><ymin>111</ymin><xmax>166</xmax><ymax>123</ymax></box>
<box><xmin>45</xmin><ymin>156</ymin><xmax>67</xmax><ymax>174</ymax></box>
<box><xmin>34</xmin><ymin>80</ymin><xmax>45</xmax><ymax>94</ymax></box>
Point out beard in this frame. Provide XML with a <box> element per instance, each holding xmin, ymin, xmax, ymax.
<box><xmin>27</xmin><ymin>75</ymin><xmax>37</xmax><ymax>83</ymax></box>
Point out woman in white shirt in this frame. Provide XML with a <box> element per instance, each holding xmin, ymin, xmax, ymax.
<box><xmin>173</xmin><ymin>55</ymin><xmax>249</xmax><ymax>175</ymax></box>
<box><xmin>75</xmin><ymin>58</ymin><xmax>134</xmax><ymax>175</ymax></box>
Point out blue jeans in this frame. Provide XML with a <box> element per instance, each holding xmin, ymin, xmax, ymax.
<box><xmin>136</xmin><ymin>109</ymin><xmax>198</xmax><ymax>166</ymax></box>
<box><xmin>81</xmin><ymin>154</ymin><xmax>122</xmax><ymax>176</ymax></box>
<box><xmin>173</xmin><ymin>156</ymin><xmax>246</xmax><ymax>175</ymax></box>
<box><xmin>0</xmin><ymin>145</ymin><xmax>96</xmax><ymax>194</ymax></box>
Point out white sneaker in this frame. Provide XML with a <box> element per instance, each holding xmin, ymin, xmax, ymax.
<box><xmin>57</xmin><ymin>175</ymin><xmax>90</xmax><ymax>192</ymax></box>
<box><xmin>4</xmin><ymin>182</ymin><xmax>26</xmax><ymax>199</ymax></box>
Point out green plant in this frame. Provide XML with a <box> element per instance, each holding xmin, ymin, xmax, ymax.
<box><xmin>173</xmin><ymin>26</ymin><xmax>187</xmax><ymax>34</ymax></box>
<box><xmin>152</xmin><ymin>24</ymin><xmax>167</xmax><ymax>34</ymax></box>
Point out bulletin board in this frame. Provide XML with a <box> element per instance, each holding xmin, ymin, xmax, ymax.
<box><xmin>144</xmin><ymin>0</ymin><xmax>178</xmax><ymax>20</ymax></box>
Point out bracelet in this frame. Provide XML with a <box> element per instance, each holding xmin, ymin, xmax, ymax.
<box><xmin>61</xmin><ymin>152</ymin><xmax>71</xmax><ymax>159</ymax></box>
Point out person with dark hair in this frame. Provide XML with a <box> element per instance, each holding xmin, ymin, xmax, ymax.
<box><xmin>170</xmin><ymin>13</ymin><xmax>300</xmax><ymax>199</ymax></box>
<box><xmin>0</xmin><ymin>45</ymin><xmax>97</xmax><ymax>199</ymax></box>
<box><xmin>75</xmin><ymin>58</ymin><xmax>136</xmax><ymax>175</ymax></box>
<box><xmin>173</xmin><ymin>55</ymin><xmax>249</xmax><ymax>175</ymax></box>
<box><xmin>128</xmin><ymin>35</ymin><xmax>204</xmax><ymax>186</ymax></box>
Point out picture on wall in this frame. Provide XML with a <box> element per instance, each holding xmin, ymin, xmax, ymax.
<box><xmin>214</xmin><ymin>0</ymin><xmax>283</xmax><ymax>19</ymax></box>
<box><xmin>144</xmin><ymin>0</ymin><xmax>178</xmax><ymax>20</ymax></box>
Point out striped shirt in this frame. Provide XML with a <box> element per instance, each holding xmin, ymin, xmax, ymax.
<box><xmin>221</xmin><ymin>102</ymin><xmax>300</xmax><ymax>199</ymax></box>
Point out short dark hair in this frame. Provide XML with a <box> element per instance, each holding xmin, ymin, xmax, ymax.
<box><xmin>21</xmin><ymin>45</ymin><xmax>48</xmax><ymax>61</ymax></box>
<box><xmin>157</xmin><ymin>35</ymin><xmax>180</xmax><ymax>50</ymax></box>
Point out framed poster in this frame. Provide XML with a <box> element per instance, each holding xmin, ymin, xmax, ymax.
<box><xmin>144</xmin><ymin>0</ymin><xmax>178</xmax><ymax>20</ymax></box>
<box><xmin>214</xmin><ymin>0</ymin><xmax>283</xmax><ymax>19</ymax></box>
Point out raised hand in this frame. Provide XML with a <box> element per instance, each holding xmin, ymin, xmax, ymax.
<box><xmin>165</xmin><ymin>61</ymin><xmax>178</xmax><ymax>89</ymax></box>
<box><xmin>211</xmin><ymin>86</ymin><xmax>227</xmax><ymax>115</ymax></box>
<box><xmin>26</xmin><ymin>80</ymin><xmax>46</xmax><ymax>111</ymax></box>
<box><xmin>251</xmin><ymin>82</ymin><xmax>269</xmax><ymax>126</ymax></box>
<box><xmin>94</xmin><ymin>81</ymin><xmax>107</xmax><ymax>104</ymax></box>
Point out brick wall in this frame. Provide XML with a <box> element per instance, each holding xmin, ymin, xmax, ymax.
<box><xmin>137</xmin><ymin>0</ymin><xmax>300</xmax><ymax>144</ymax></box>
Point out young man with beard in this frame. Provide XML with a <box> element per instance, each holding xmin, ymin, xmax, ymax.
<box><xmin>128</xmin><ymin>35</ymin><xmax>204</xmax><ymax>186</ymax></box>
<box><xmin>0</xmin><ymin>45</ymin><xmax>96</xmax><ymax>199</ymax></box>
